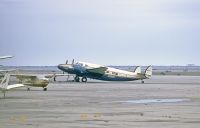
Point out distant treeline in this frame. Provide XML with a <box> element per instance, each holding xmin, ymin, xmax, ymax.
<box><xmin>1</xmin><ymin>66</ymin><xmax>200</xmax><ymax>72</ymax></box>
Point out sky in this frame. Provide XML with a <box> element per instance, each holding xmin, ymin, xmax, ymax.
<box><xmin>0</xmin><ymin>0</ymin><xmax>200</xmax><ymax>66</ymax></box>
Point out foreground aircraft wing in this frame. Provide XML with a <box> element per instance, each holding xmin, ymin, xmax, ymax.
<box><xmin>1</xmin><ymin>73</ymin><xmax>24</xmax><ymax>90</ymax></box>
<box><xmin>86</xmin><ymin>67</ymin><xmax>108</xmax><ymax>75</ymax></box>
<box><xmin>0</xmin><ymin>73</ymin><xmax>25</xmax><ymax>98</ymax></box>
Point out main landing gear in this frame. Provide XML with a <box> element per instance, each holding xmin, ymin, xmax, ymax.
<box><xmin>141</xmin><ymin>80</ymin><xmax>144</xmax><ymax>84</ymax></box>
<box><xmin>74</xmin><ymin>76</ymin><xmax>87</xmax><ymax>82</ymax></box>
<box><xmin>81</xmin><ymin>77</ymin><xmax>87</xmax><ymax>82</ymax></box>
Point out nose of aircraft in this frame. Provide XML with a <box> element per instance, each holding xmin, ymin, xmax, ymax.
<box><xmin>42</xmin><ymin>78</ymin><xmax>49</xmax><ymax>83</ymax></box>
<box><xmin>57</xmin><ymin>64</ymin><xmax>65</xmax><ymax>70</ymax></box>
<box><xmin>58</xmin><ymin>64</ymin><xmax>73</xmax><ymax>72</ymax></box>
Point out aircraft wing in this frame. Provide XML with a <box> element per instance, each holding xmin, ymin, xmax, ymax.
<box><xmin>6</xmin><ymin>84</ymin><xmax>24</xmax><ymax>90</ymax></box>
<box><xmin>0</xmin><ymin>56</ymin><xmax>13</xmax><ymax>59</ymax></box>
<box><xmin>11</xmin><ymin>74</ymin><xmax>37</xmax><ymax>81</ymax></box>
<box><xmin>86</xmin><ymin>67</ymin><xmax>108</xmax><ymax>75</ymax></box>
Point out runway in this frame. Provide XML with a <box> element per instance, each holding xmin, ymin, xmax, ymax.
<box><xmin>0</xmin><ymin>76</ymin><xmax>200</xmax><ymax>128</ymax></box>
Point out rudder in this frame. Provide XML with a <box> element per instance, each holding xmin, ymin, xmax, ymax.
<box><xmin>134</xmin><ymin>66</ymin><xmax>141</xmax><ymax>74</ymax></box>
<box><xmin>144</xmin><ymin>66</ymin><xmax>152</xmax><ymax>78</ymax></box>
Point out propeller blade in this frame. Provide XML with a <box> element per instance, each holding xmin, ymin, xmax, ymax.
<box><xmin>66</xmin><ymin>60</ymin><xmax>68</xmax><ymax>64</ymax></box>
<box><xmin>72</xmin><ymin>59</ymin><xmax>74</xmax><ymax>65</ymax></box>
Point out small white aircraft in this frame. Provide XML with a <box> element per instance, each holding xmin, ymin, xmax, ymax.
<box><xmin>0</xmin><ymin>73</ymin><xmax>24</xmax><ymax>98</ymax></box>
<box><xmin>58</xmin><ymin>60</ymin><xmax>152</xmax><ymax>83</ymax></box>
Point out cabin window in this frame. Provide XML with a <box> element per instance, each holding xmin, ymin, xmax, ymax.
<box><xmin>112</xmin><ymin>72</ymin><xmax>116</xmax><ymax>75</ymax></box>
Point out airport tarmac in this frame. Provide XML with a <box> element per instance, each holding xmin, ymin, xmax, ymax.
<box><xmin>0</xmin><ymin>75</ymin><xmax>200</xmax><ymax>128</ymax></box>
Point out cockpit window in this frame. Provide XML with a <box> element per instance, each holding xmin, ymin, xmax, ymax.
<box><xmin>76</xmin><ymin>62</ymin><xmax>83</xmax><ymax>66</ymax></box>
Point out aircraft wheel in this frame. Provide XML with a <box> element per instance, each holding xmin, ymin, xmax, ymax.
<box><xmin>27</xmin><ymin>88</ymin><xmax>30</xmax><ymax>91</ymax></box>
<box><xmin>141</xmin><ymin>80</ymin><xmax>144</xmax><ymax>84</ymax></box>
<box><xmin>75</xmin><ymin>76</ymin><xmax>80</xmax><ymax>82</ymax></box>
<box><xmin>43</xmin><ymin>88</ymin><xmax>47</xmax><ymax>91</ymax></box>
<box><xmin>81</xmin><ymin>77</ymin><xmax>87</xmax><ymax>82</ymax></box>
<box><xmin>53</xmin><ymin>76</ymin><xmax>56</xmax><ymax>82</ymax></box>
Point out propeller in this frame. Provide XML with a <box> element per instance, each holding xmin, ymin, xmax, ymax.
<box><xmin>65</xmin><ymin>59</ymin><xmax>74</xmax><ymax>65</ymax></box>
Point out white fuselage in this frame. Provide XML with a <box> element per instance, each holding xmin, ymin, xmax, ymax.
<box><xmin>77</xmin><ymin>61</ymin><xmax>139</xmax><ymax>80</ymax></box>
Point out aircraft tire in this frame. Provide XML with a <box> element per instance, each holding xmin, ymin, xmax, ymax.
<box><xmin>27</xmin><ymin>88</ymin><xmax>30</xmax><ymax>91</ymax></box>
<box><xmin>141</xmin><ymin>80</ymin><xmax>144</xmax><ymax>84</ymax></box>
<box><xmin>43</xmin><ymin>88</ymin><xmax>47</xmax><ymax>91</ymax></box>
<box><xmin>75</xmin><ymin>76</ymin><xmax>80</xmax><ymax>82</ymax></box>
<box><xmin>81</xmin><ymin>77</ymin><xmax>87</xmax><ymax>82</ymax></box>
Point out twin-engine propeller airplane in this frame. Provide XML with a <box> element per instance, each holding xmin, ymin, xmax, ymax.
<box><xmin>58</xmin><ymin>60</ymin><xmax>152</xmax><ymax>83</ymax></box>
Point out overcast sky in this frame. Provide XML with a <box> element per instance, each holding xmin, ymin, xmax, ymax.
<box><xmin>0</xmin><ymin>0</ymin><xmax>200</xmax><ymax>66</ymax></box>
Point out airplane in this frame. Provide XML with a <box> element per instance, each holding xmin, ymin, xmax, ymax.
<box><xmin>0</xmin><ymin>56</ymin><xmax>50</xmax><ymax>91</ymax></box>
<box><xmin>12</xmin><ymin>74</ymin><xmax>50</xmax><ymax>91</ymax></box>
<box><xmin>58</xmin><ymin>60</ymin><xmax>152</xmax><ymax>83</ymax></box>
<box><xmin>0</xmin><ymin>73</ymin><xmax>24</xmax><ymax>98</ymax></box>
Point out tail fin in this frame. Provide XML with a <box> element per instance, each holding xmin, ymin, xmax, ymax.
<box><xmin>0</xmin><ymin>73</ymin><xmax>10</xmax><ymax>89</ymax></box>
<box><xmin>144</xmin><ymin>66</ymin><xmax>152</xmax><ymax>78</ymax></box>
<box><xmin>134</xmin><ymin>66</ymin><xmax>141</xmax><ymax>74</ymax></box>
